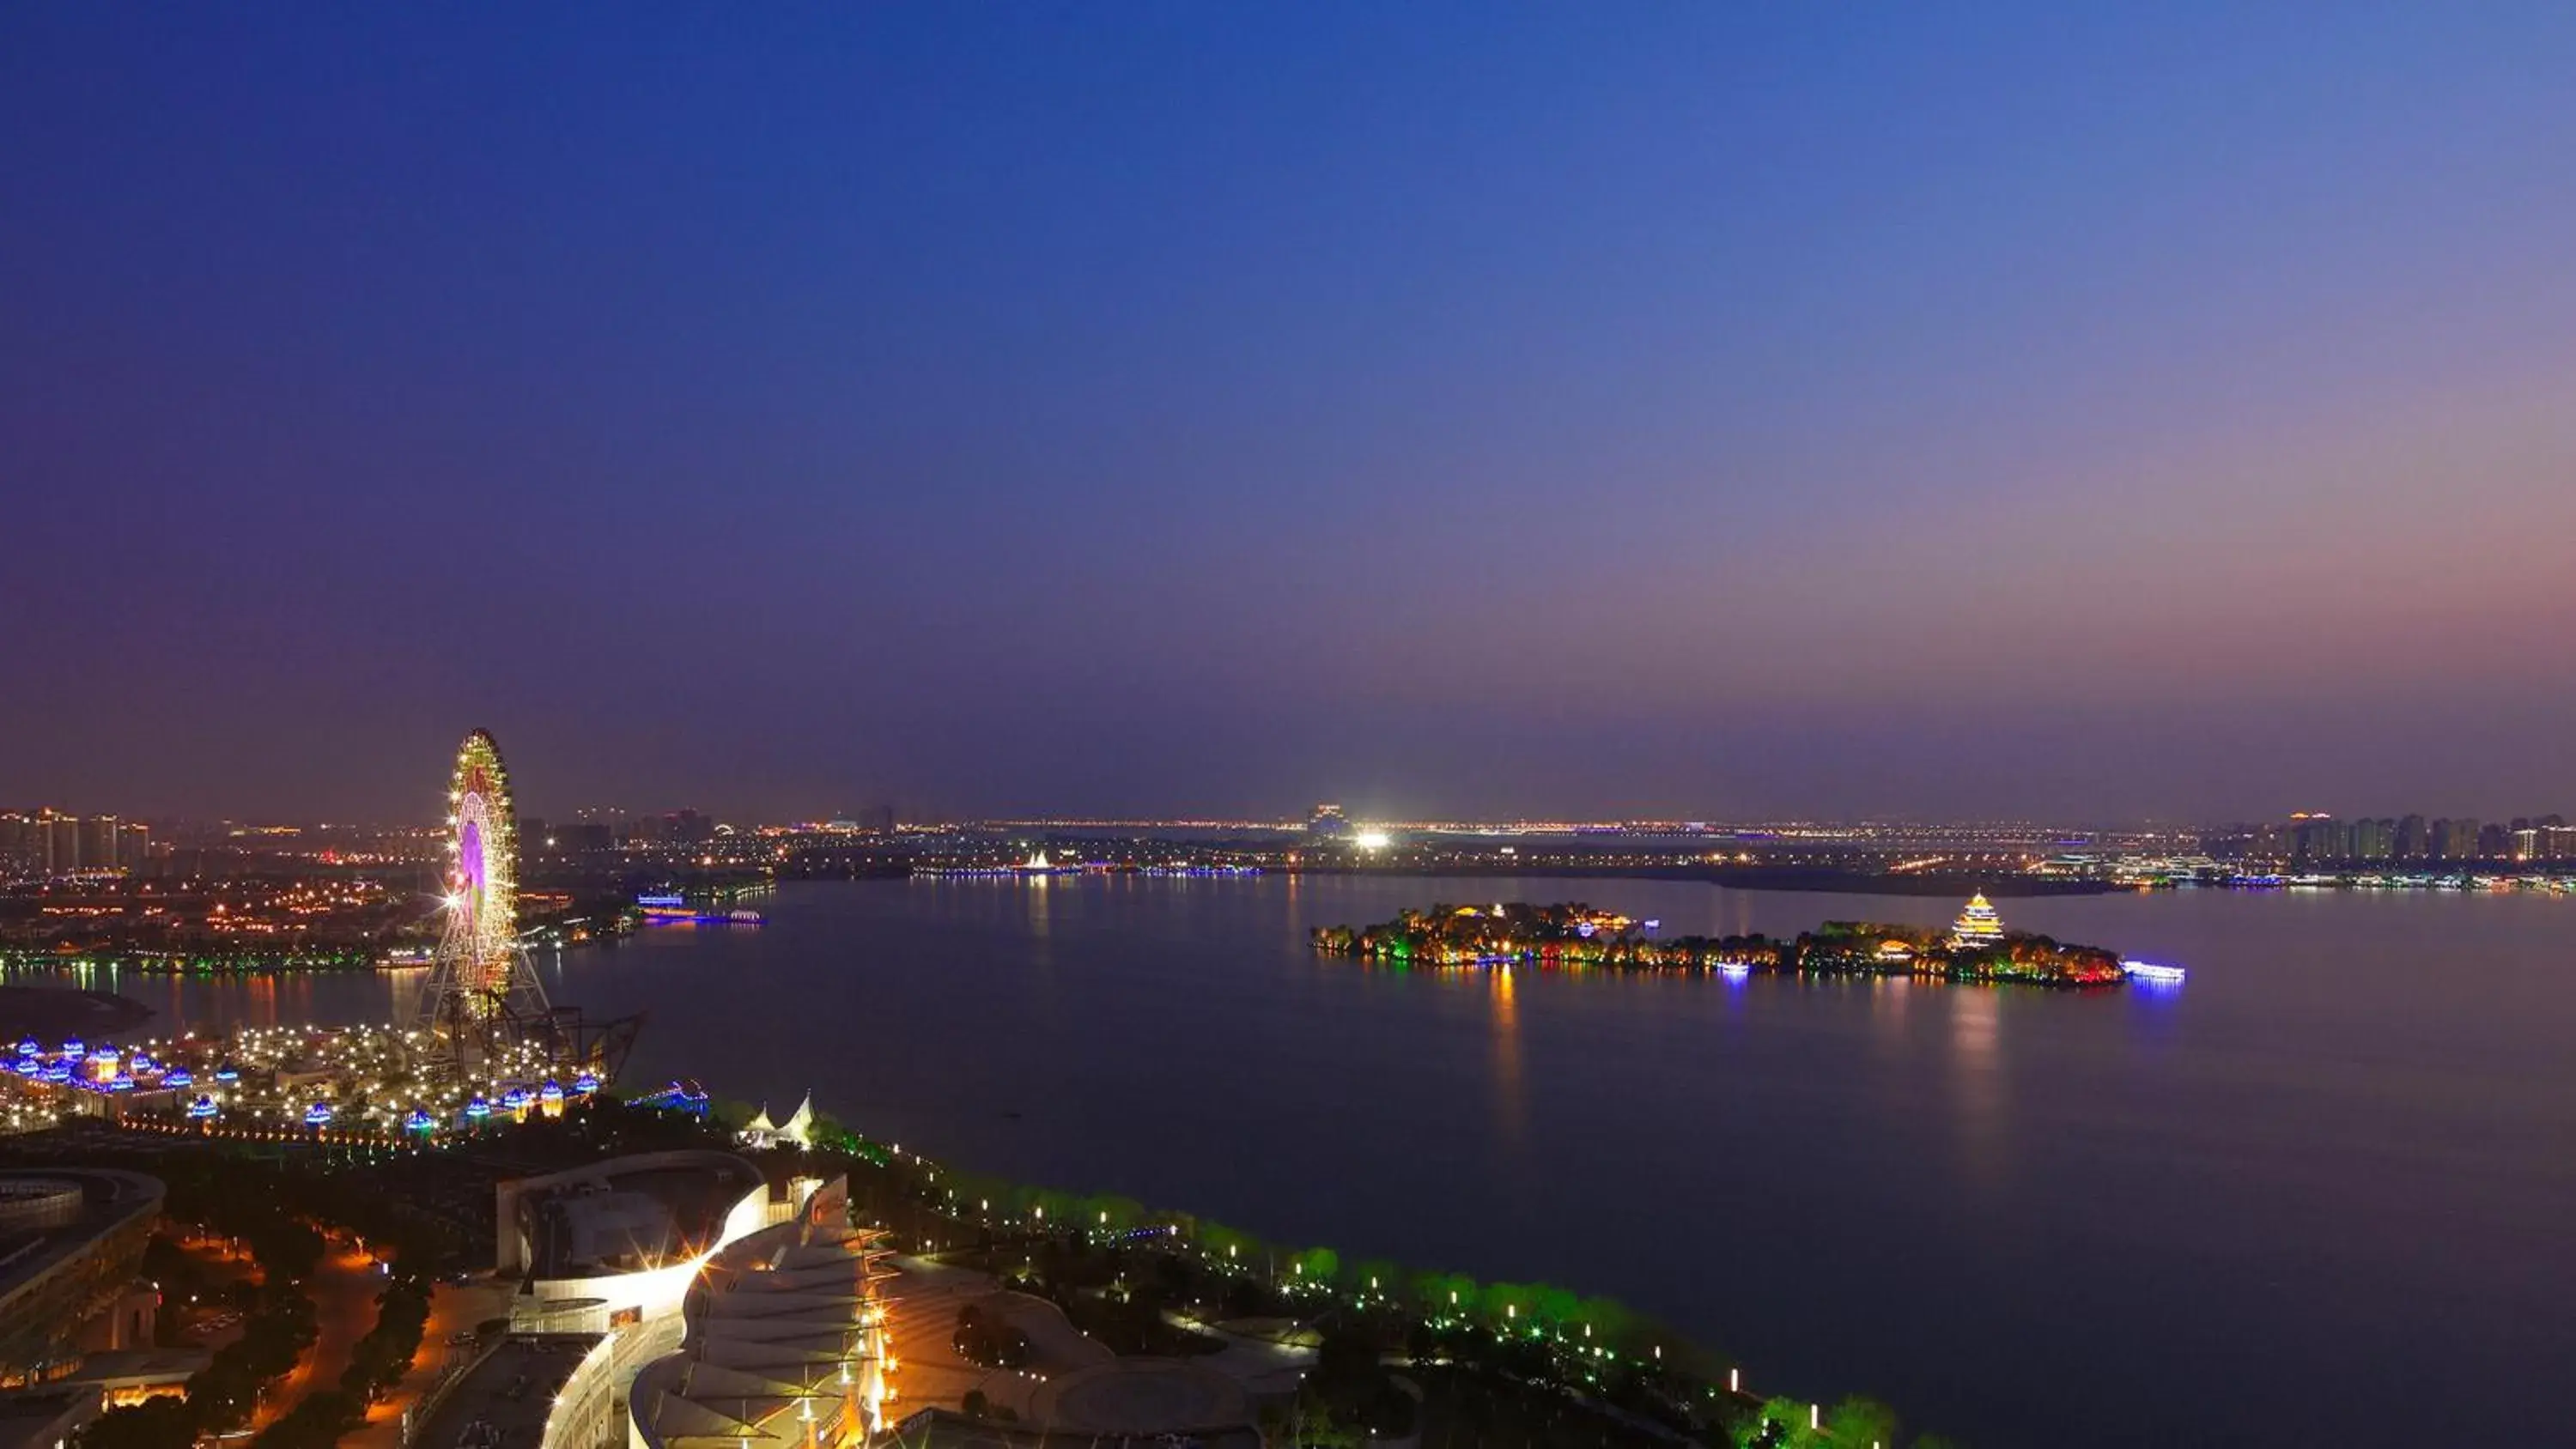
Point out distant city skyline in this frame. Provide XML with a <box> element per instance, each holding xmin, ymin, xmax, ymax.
<box><xmin>10</xmin><ymin>792</ymin><xmax>2576</xmax><ymax>841</ymax></box>
<box><xmin>11</xmin><ymin>8</ymin><xmax>2575</xmax><ymax>821</ymax></box>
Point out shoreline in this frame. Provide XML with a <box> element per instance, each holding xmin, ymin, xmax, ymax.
<box><xmin>714</xmin><ymin>1096</ymin><xmax>1905</xmax><ymax>1446</ymax></box>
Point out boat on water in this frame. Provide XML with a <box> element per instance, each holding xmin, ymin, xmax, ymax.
<box><xmin>637</xmin><ymin>893</ymin><xmax>766</xmax><ymax>925</ymax></box>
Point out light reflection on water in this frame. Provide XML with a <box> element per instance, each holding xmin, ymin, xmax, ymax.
<box><xmin>1490</xmin><ymin>963</ymin><xmax>1522</xmax><ymax>1152</ymax></box>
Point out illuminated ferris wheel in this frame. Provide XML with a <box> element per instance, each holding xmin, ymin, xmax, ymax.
<box><xmin>445</xmin><ymin>731</ymin><xmax>519</xmax><ymax>985</ymax></box>
<box><xmin>412</xmin><ymin>729</ymin><xmax>550</xmax><ymax>1056</ymax></box>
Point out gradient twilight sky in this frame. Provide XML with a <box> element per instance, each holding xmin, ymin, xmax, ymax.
<box><xmin>9</xmin><ymin>5</ymin><xmax>2576</xmax><ymax>824</ymax></box>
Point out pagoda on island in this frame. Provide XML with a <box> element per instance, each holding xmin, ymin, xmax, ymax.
<box><xmin>1949</xmin><ymin>891</ymin><xmax>2007</xmax><ymax>950</ymax></box>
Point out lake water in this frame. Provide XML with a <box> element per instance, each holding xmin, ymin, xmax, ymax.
<box><xmin>27</xmin><ymin>877</ymin><xmax>2576</xmax><ymax>1447</ymax></box>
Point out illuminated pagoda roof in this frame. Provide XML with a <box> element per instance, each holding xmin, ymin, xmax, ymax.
<box><xmin>1949</xmin><ymin>892</ymin><xmax>2007</xmax><ymax>949</ymax></box>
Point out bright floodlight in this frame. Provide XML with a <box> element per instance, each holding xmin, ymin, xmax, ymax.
<box><xmin>1354</xmin><ymin>829</ymin><xmax>1392</xmax><ymax>850</ymax></box>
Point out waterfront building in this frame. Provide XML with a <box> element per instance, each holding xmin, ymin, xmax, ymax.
<box><xmin>1949</xmin><ymin>893</ymin><xmax>2006</xmax><ymax>950</ymax></box>
<box><xmin>0</xmin><ymin>1171</ymin><xmax>163</xmax><ymax>1388</ymax></box>
<box><xmin>1307</xmin><ymin>803</ymin><xmax>1351</xmax><ymax>840</ymax></box>
<box><xmin>0</xmin><ymin>1385</ymin><xmax>99</xmax><ymax>1449</ymax></box>
<box><xmin>496</xmin><ymin>1151</ymin><xmax>779</xmax><ymax>1335</ymax></box>
<box><xmin>627</xmin><ymin>1180</ymin><xmax>892</xmax><ymax>1449</ymax></box>
<box><xmin>488</xmin><ymin>1158</ymin><xmax>836</xmax><ymax>1449</ymax></box>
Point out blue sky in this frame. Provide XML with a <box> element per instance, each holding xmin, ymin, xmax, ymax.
<box><xmin>9</xmin><ymin>5</ymin><xmax>2575</xmax><ymax>821</ymax></box>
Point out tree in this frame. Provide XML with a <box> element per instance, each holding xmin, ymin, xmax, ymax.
<box><xmin>1825</xmin><ymin>1397</ymin><xmax>1900</xmax><ymax>1448</ymax></box>
<box><xmin>76</xmin><ymin>1398</ymin><xmax>196</xmax><ymax>1449</ymax></box>
<box><xmin>250</xmin><ymin>1389</ymin><xmax>361</xmax><ymax>1449</ymax></box>
<box><xmin>1287</xmin><ymin>1246</ymin><xmax>1340</xmax><ymax>1288</ymax></box>
<box><xmin>1735</xmin><ymin>1396</ymin><xmax>1819</xmax><ymax>1449</ymax></box>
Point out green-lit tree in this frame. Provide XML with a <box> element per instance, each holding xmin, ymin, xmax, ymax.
<box><xmin>1735</xmin><ymin>1396</ymin><xmax>1819</xmax><ymax>1449</ymax></box>
<box><xmin>1287</xmin><ymin>1245</ymin><xmax>1340</xmax><ymax>1288</ymax></box>
<box><xmin>1825</xmin><ymin>1396</ymin><xmax>1900</xmax><ymax>1448</ymax></box>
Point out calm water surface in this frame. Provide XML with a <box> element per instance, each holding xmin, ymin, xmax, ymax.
<box><xmin>33</xmin><ymin>878</ymin><xmax>2576</xmax><ymax>1447</ymax></box>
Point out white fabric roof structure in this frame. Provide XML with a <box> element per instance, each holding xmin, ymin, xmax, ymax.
<box><xmin>775</xmin><ymin>1094</ymin><xmax>815</xmax><ymax>1150</ymax></box>
<box><xmin>737</xmin><ymin>1094</ymin><xmax>816</xmax><ymax>1151</ymax></box>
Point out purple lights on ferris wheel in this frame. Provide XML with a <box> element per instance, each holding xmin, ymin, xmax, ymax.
<box><xmin>459</xmin><ymin>817</ymin><xmax>487</xmax><ymax>901</ymax></box>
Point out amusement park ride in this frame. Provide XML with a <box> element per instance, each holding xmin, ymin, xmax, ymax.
<box><xmin>410</xmin><ymin>730</ymin><xmax>640</xmax><ymax>1082</ymax></box>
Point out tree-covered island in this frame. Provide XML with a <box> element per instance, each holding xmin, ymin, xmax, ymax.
<box><xmin>1312</xmin><ymin>895</ymin><xmax>2131</xmax><ymax>986</ymax></box>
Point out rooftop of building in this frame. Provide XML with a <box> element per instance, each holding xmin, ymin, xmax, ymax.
<box><xmin>0</xmin><ymin>1169</ymin><xmax>162</xmax><ymax>1307</ymax></box>
<box><xmin>500</xmin><ymin>1152</ymin><xmax>766</xmax><ymax>1281</ymax></box>
<box><xmin>0</xmin><ymin>1386</ymin><xmax>95</xmax><ymax>1435</ymax></box>
<box><xmin>630</xmin><ymin>1201</ymin><xmax>890</xmax><ymax>1449</ymax></box>
<box><xmin>0</xmin><ymin>1386</ymin><xmax>100</xmax><ymax>1449</ymax></box>
<box><xmin>410</xmin><ymin>1336</ymin><xmax>600</xmax><ymax>1449</ymax></box>
<box><xmin>60</xmin><ymin>1348</ymin><xmax>211</xmax><ymax>1390</ymax></box>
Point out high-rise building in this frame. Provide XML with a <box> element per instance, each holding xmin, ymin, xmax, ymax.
<box><xmin>2293</xmin><ymin>814</ymin><xmax>2347</xmax><ymax>863</ymax></box>
<box><xmin>2477</xmin><ymin>822</ymin><xmax>2512</xmax><ymax>858</ymax></box>
<box><xmin>2438</xmin><ymin>818</ymin><xmax>2481</xmax><ymax>860</ymax></box>
<box><xmin>78</xmin><ymin>815</ymin><xmax>120</xmax><ymax>871</ymax></box>
<box><xmin>0</xmin><ymin>815</ymin><xmax>154</xmax><ymax>874</ymax></box>
<box><xmin>2392</xmin><ymin>815</ymin><xmax>2430</xmax><ymax>860</ymax></box>
<box><xmin>46</xmin><ymin>814</ymin><xmax>80</xmax><ymax>872</ymax></box>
